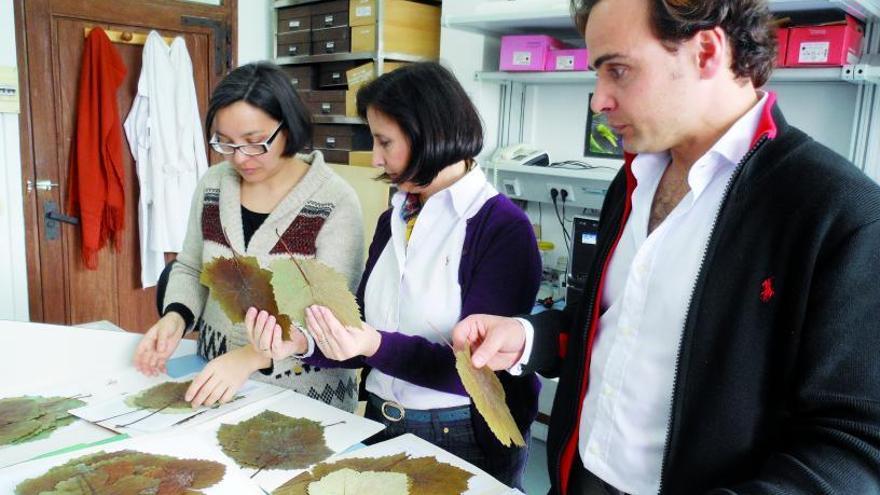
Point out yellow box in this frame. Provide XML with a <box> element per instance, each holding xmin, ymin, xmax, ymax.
<box><xmin>349</xmin><ymin>151</ymin><xmax>374</xmax><ymax>167</ymax></box>
<box><xmin>349</xmin><ymin>0</ymin><xmax>440</xmax><ymax>30</ymax></box>
<box><xmin>351</xmin><ymin>24</ymin><xmax>439</xmax><ymax>59</ymax></box>
<box><xmin>346</xmin><ymin>89</ymin><xmax>357</xmax><ymax>117</ymax></box>
<box><xmin>345</xmin><ymin>61</ymin><xmax>407</xmax><ymax>90</ymax></box>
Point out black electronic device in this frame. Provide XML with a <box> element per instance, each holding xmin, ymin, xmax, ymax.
<box><xmin>567</xmin><ymin>216</ymin><xmax>600</xmax><ymax>303</ymax></box>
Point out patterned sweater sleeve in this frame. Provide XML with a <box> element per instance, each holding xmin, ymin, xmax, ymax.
<box><xmin>162</xmin><ymin>174</ymin><xmax>209</xmax><ymax>321</ymax></box>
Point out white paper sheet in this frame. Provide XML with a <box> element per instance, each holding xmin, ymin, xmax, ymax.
<box><xmin>195</xmin><ymin>389</ymin><xmax>385</xmax><ymax>492</ymax></box>
<box><xmin>278</xmin><ymin>433</ymin><xmax>514</xmax><ymax>495</ymax></box>
<box><xmin>69</xmin><ymin>370</ymin><xmax>284</xmax><ymax>435</ymax></box>
<box><xmin>0</xmin><ymin>430</ymin><xmax>263</xmax><ymax>494</ymax></box>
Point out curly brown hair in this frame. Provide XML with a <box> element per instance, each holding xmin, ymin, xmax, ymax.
<box><xmin>572</xmin><ymin>0</ymin><xmax>777</xmax><ymax>87</ymax></box>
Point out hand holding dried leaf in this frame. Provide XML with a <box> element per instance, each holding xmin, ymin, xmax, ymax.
<box><xmin>217</xmin><ymin>410</ymin><xmax>333</xmax><ymax>475</ymax></box>
<box><xmin>14</xmin><ymin>449</ymin><xmax>226</xmax><ymax>495</ymax></box>
<box><xmin>201</xmin><ymin>255</ymin><xmax>293</xmax><ymax>339</ymax></box>
<box><xmin>270</xmin><ymin>258</ymin><xmax>361</xmax><ymax>329</ymax></box>
<box><xmin>455</xmin><ymin>343</ymin><xmax>526</xmax><ymax>448</ymax></box>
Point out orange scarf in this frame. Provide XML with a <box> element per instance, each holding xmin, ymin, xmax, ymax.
<box><xmin>67</xmin><ymin>27</ymin><xmax>127</xmax><ymax>269</ymax></box>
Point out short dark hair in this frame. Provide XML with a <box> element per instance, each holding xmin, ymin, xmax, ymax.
<box><xmin>572</xmin><ymin>0</ymin><xmax>777</xmax><ymax>87</ymax></box>
<box><xmin>205</xmin><ymin>62</ymin><xmax>312</xmax><ymax>157</ymax></box>
<box><xmin>356</xmin><ymin>62</ymin><xmax>484</xmax><ymax>187</ymax></box>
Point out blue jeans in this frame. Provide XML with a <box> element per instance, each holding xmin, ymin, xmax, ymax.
<box><xmin>364</xmin><ymin>395</ymin><xmax>529</xmax><ymax>490</ymax></box>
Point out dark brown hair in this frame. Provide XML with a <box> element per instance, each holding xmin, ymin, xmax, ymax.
<box><xmin>356</xmin><ymin>62</ymin><xmax>483</xmax><ymax>187</ymax></box>
<box><xmin>572</xmin><ymin>0</ymin><xmax>777</xmax><ymax>87</ymax></box>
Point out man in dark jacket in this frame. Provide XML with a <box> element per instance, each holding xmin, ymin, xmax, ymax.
<box><xmin>452</xmin><ymin>0</ymin><xmax>880</xmax><ymax>493</ymax></box>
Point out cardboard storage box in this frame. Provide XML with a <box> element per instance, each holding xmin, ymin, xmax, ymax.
<box><xmin>318</xmin><ymin>60</ymin><xmax>360</xmax><ymax>88</ymax></box>
<box><xmin>351</xmin><ymin>23</ymin><xmax>438</xmax><ymax>58</ymax></box>
<box><xmin>277</xmin><ymin>5</ymin><xmax>311</xmax><ymax>33</ymax></box>
<box><xmin>314</xmin><ymin>124</ymin><xmax>372</xmax><ymax>151</ymax></box>
<box><xmin>311</xmin><ymin>0</ymin><xmax>350</xmax><ymax>30</ymax></box>
<box><xmin>277</xmin><ymin>30</ymin><xmax>310</xmax><ymax>57</ymax></box>
<box><xmin>345</xmin><ymin>61</ymin><xmax>407</xmax><ymax>88</ymax></box>
<box><xmin>348</xmin><ymin>151</ymin><xmax>373</xmax><ymax>167</ymax></box>
<box><xmin>307</xmin><ymin>90</ymin><xmax>347</xmax><ymax>116</ymax></box>
<box><xmin>348</xmin><ymin>0</ymin><xmax>439</xmax><ymax>30</ymax></box>
<box><xmin>283</xmin><ymin>65</ymin><xmax>316</xmax><ymax>90</ymax></box>
<box><xmin>785</xmin><ymin>15</ymin><xmax>863</xmax><ymax>67</ymax></box>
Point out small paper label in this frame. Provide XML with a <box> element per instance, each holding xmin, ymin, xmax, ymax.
<box><xmin>513</xmin><ymin>51</ymin><xmax>532</xmax><ymax>66</ymax></box>
<box><xmin>288</xmin><ymin>20</ymin><xmax>301</xmax><ymax>28</ymax></box>
<box><xmin>356</xmin><ymin>6</ymin><xmax>372</xmax><ymax>17</ymax></box>
<box><xmin>556</xmin><ymin>55</ymin><xmax>576</xmax><ymax>70</ymax></box>
<box><xmin>798</xmin><ymin>41</ymin><xmax>830</xmax><ymax>63</ymax></box>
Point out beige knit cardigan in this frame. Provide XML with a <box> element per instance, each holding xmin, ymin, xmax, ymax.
<box><xmin>164</xmin><ymin>151</ymin><xmax>364</xmax><ymax>412</ymax></box>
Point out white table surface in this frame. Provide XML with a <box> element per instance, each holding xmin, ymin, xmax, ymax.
<box><xmin>0</xmin><ymin>320</ymin><xmax>196</xmax><ymax>396</ymax></box>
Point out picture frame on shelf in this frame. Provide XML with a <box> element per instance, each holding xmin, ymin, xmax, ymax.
<box><xmin>584</xmin><ymin>93</ymin><xmax>624</xmax><ymax>158</ymax></box>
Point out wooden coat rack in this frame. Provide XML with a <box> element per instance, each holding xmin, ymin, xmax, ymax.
<box><xmin>83</xmin><ymin>27</ymin><xmax>175</xmax><ymax>46</ymax></box>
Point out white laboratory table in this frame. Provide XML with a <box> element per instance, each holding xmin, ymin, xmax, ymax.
<box><xmin>0</xmin><ymin>320</ymin><xmax>196</xmax><ymax>397</ymax></box>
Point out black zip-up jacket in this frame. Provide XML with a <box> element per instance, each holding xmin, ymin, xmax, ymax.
<box><xmin>522</xmin><ymin>100</ymin><xmax>880</xmax><ymax>494</ymax></box>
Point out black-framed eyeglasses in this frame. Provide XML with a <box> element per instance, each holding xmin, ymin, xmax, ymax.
<box><xmin>209</xmin><ymin>122</ymin><xmax>284</xmax><ymax>156</ymax></box>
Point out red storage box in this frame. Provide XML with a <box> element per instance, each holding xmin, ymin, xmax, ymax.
<box><xmin>785</xmin><ymin>15</ymin><xmax>863</xmax><ymax>67</ymax></box>
<box><xmin>500</xmin><ymin>35</ymin><xmax>564</xmax><ymax>72</ymax></box>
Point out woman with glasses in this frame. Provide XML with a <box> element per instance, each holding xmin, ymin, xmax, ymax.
<box><xmin>132</xmin><ymin>62</ymin><xmax>364</xmax><ymax>413</ymax></box>
<box><xmin>244</xmin><ymin>62</ymin><xmax>542</xmax><ymax>489</ymax></box>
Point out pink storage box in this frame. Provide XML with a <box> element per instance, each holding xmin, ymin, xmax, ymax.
<box><xmin>500</xmin><ymin>35</ymin><xmax>564</xmax><ymax>72</ymax></box>
<box><xmin>775</xmin><ymin>28</ymin><xmax>789</xmax><ymax>67</ymax></box>
<box><xmin>545</xmin><ymin>48</ymin><xmax>589</xmax><ymax>71</ymax></box>
<box><xmin>785</xmin><ymin>15</ymin><xmax>863</xmax><ymax>67</ymax></box>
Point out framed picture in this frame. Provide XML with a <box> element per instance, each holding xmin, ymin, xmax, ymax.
<box><xmin>584</xmin><ymin>93</ymin><xmax>624</xmax><ymax>158</ymax></box>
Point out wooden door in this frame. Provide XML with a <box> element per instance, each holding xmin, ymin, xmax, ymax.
<box><xmin>15</xmin><ymin>0</ymin><xmax>237</xmax><ymax>332</ymax></box>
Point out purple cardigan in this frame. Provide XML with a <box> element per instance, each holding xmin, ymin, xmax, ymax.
<box><xmin>304</xmin><ymin>193</ymin><xmax>542</xmax><ymax>452</ymax></box>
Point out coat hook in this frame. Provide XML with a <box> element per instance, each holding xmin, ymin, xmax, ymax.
<box><xmin>120</xmin><ymin>31</ymin><xmax>134</xmax><ymax>42</ymax></box>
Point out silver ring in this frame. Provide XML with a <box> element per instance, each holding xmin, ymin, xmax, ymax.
<box><xmin>261</xmin><ymin>347</ymin><xmax>270</xmax><ymax>352</ymax></box>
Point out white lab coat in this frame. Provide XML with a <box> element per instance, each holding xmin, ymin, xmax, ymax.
<box><xmin>125</xmin><ymin>31</ymin><xmax>208</xmax><ymax>288</ymax></box>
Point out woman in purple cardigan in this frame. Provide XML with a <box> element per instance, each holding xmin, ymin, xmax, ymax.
<box><xmin>244</xmin><ymin>62</ymin><xmax>542</xmax><ymax>489</ymax></box>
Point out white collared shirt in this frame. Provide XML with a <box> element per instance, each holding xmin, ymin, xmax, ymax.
<box><xmin>365</xmin><ymin>165</ymin><xmax>499</xmax><ymax>409</ymax></box>
<box><xmin>580</xmin><ymin>93</ymin><xmax>768</xmax><ymax>494</ymax></box>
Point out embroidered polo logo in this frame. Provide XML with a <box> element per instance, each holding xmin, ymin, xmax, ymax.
<box><xmin>760</xmin><ymin>277</ymin><xmax>775</xmax><ymax>303</ymax></box>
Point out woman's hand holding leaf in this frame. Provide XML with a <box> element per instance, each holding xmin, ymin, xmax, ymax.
<box><xmin>245</xmin><ymin>307</ymin><xmax>308</xmax><ymax>361</ymax></box>
<box><xmin>305</xmin><ymin>305</ymin><xmax>380</xmax><ymax>361</ymax></box>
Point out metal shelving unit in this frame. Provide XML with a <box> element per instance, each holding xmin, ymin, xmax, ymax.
<box><xmin>275</xmin><ymin>51</ymin><xmax>434</xmax><ymax>66</ymax></box>
<box><xmin>475</xmin><ymin>66</ymin><xmax>876</xmax><ymax>85</ymax></box>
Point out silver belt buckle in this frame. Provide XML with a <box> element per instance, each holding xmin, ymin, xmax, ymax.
<box><xmin>380</xmin><ymin>400</ymin><xmax>405</xmax><ymax>422</ymax></box>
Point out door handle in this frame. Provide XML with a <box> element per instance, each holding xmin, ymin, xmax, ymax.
<box><xmin>44</xmin><ymin>200</ymin><xmax>78</xmax><ymax>240</ymax></box>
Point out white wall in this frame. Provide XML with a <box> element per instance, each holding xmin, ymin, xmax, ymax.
<box><xmin>0</xmin><ymin>2</ymin><xmax>275</xmax><ymax>322</ymax></box>
<box><xmin>0</xmin><ymin>0</ymin><xmax>29</xmax><ymax>321</ymax></box>
<box><xmin>237</xmin><ymin>0</ymin><xmax>273</xmax><ymax>65</ymax></box>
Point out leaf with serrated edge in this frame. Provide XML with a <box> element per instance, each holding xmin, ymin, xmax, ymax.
<box><xmin>272</xmin><ymin>453</ymin><xmax>472</xmax><ymax>495</ymax></box>
<box><xmin>270</xmin><ymin>258</ymin><xmax>361</xmax><ymax>329</ymax></box>
<box><xmin>0</xmin><ymin>396</ymin><xmax>86</xmax><ymax>446</ymax></box>
<box><xmin>455</xmin><ymin>344</ymin><xmax>526</xmax><ymax>447</ymax></box>
<box><xmin>306</xmin><ymin>468</ymin><xmax>409</xmax><ymax>495</ymax></box>
<box><xmin>202</xmin><ymin>255</ymin><xmax>293</xmax><ymax>339</ymax></box>
<box><xmin>217</xmin><ymin>410</ymin><xmax>333</xmax><ymax>471</ymax></box>
<box><xmin>124</xmin><ymin>380</ymin><xmax>195</xmax><ymax>412</ymax></box>
<box><xmin>14</xmin><ymin>449</ymin><xmax>225</xmax><ymax>495</ymax></box>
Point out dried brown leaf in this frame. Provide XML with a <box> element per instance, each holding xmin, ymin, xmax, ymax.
<box><xmin>455</xmin><ymin>344</ymin><xmax>525</xmax><ymax>447</ymax></box>
<box><xmin>201</xmin><ymin>255</ymin><xmax>293</xmax><ymax>339</ymax></box>
<box><xmin>272</xmin><ymin>453</ymin><xmax>472</xmax><ymax>495</ymax></box>
<box><xmin>217</xmin><ymin>410</ymin><xmax>333</xmax><ymax>472</ymax></box>
<box><xmin>0</xmin><ymin>396</ymin><xmax>86</xmax><ymax>446</ymax></box>
<box><xmin>270</xmin><ymin>258</ymin><xmax>361</xmax><ymax>329</ymax></box>
<box><xmin>125</xmin><ymin>381</ymin><xmax>194</xmax><ymax>412</ymax></box>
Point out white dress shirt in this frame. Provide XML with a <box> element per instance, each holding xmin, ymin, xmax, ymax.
<box><xmin>514</xmin><ymin>93</ymin><xmax>768</xmax><ymax>494</ymax></box>
<box><xmin>365</xmin><ymin>166</ymin><xmax>499</xmax><ymax>410</ymax></box>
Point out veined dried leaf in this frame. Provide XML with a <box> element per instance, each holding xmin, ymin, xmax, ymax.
<box><xmin>306</xmin><ymin>468</ymin><xmax>409</xmax><ymax>495</ymax></box>
<box><xmin>272</xmin><ymin>453</ymin><xmax>472</xmax><ymax>495</ymax></box>
<box><xmin>0</xmin><ymin>396</ymin><xmax>86</xmax><ymax>446</ymax></box>
<box><xmin>14</xmin><ymin>449</ymin><xmax>226</xmax><ymax>495</ymax></box>
<box><xmin>125</xmin><ymin>381</ymin><xmax>194</xmax><ymax>412</ymax></box>
<box><xmin>217</xmin><ymin>410</ymin><xmax>333</xmax><ymax>472</ymax></box>
<box><xmin>455</xmin><ymin>344</ymin><xmax>525</xmax><ymax>447</ymax></box>
<box><xmin>270</xmin><ymin>258</ymin><xmax>361</xmax><ymax>329</ymax></box>
<box><xmin>201</xmin><ymin>255</ymin><xmax>293</xmax><ymax>339</ymax></box>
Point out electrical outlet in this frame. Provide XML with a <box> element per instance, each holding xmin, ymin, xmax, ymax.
<box><xmin>547</xmin><ymin>183</ymin><xmax>576</xmax><ymax>203</ymax></box>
